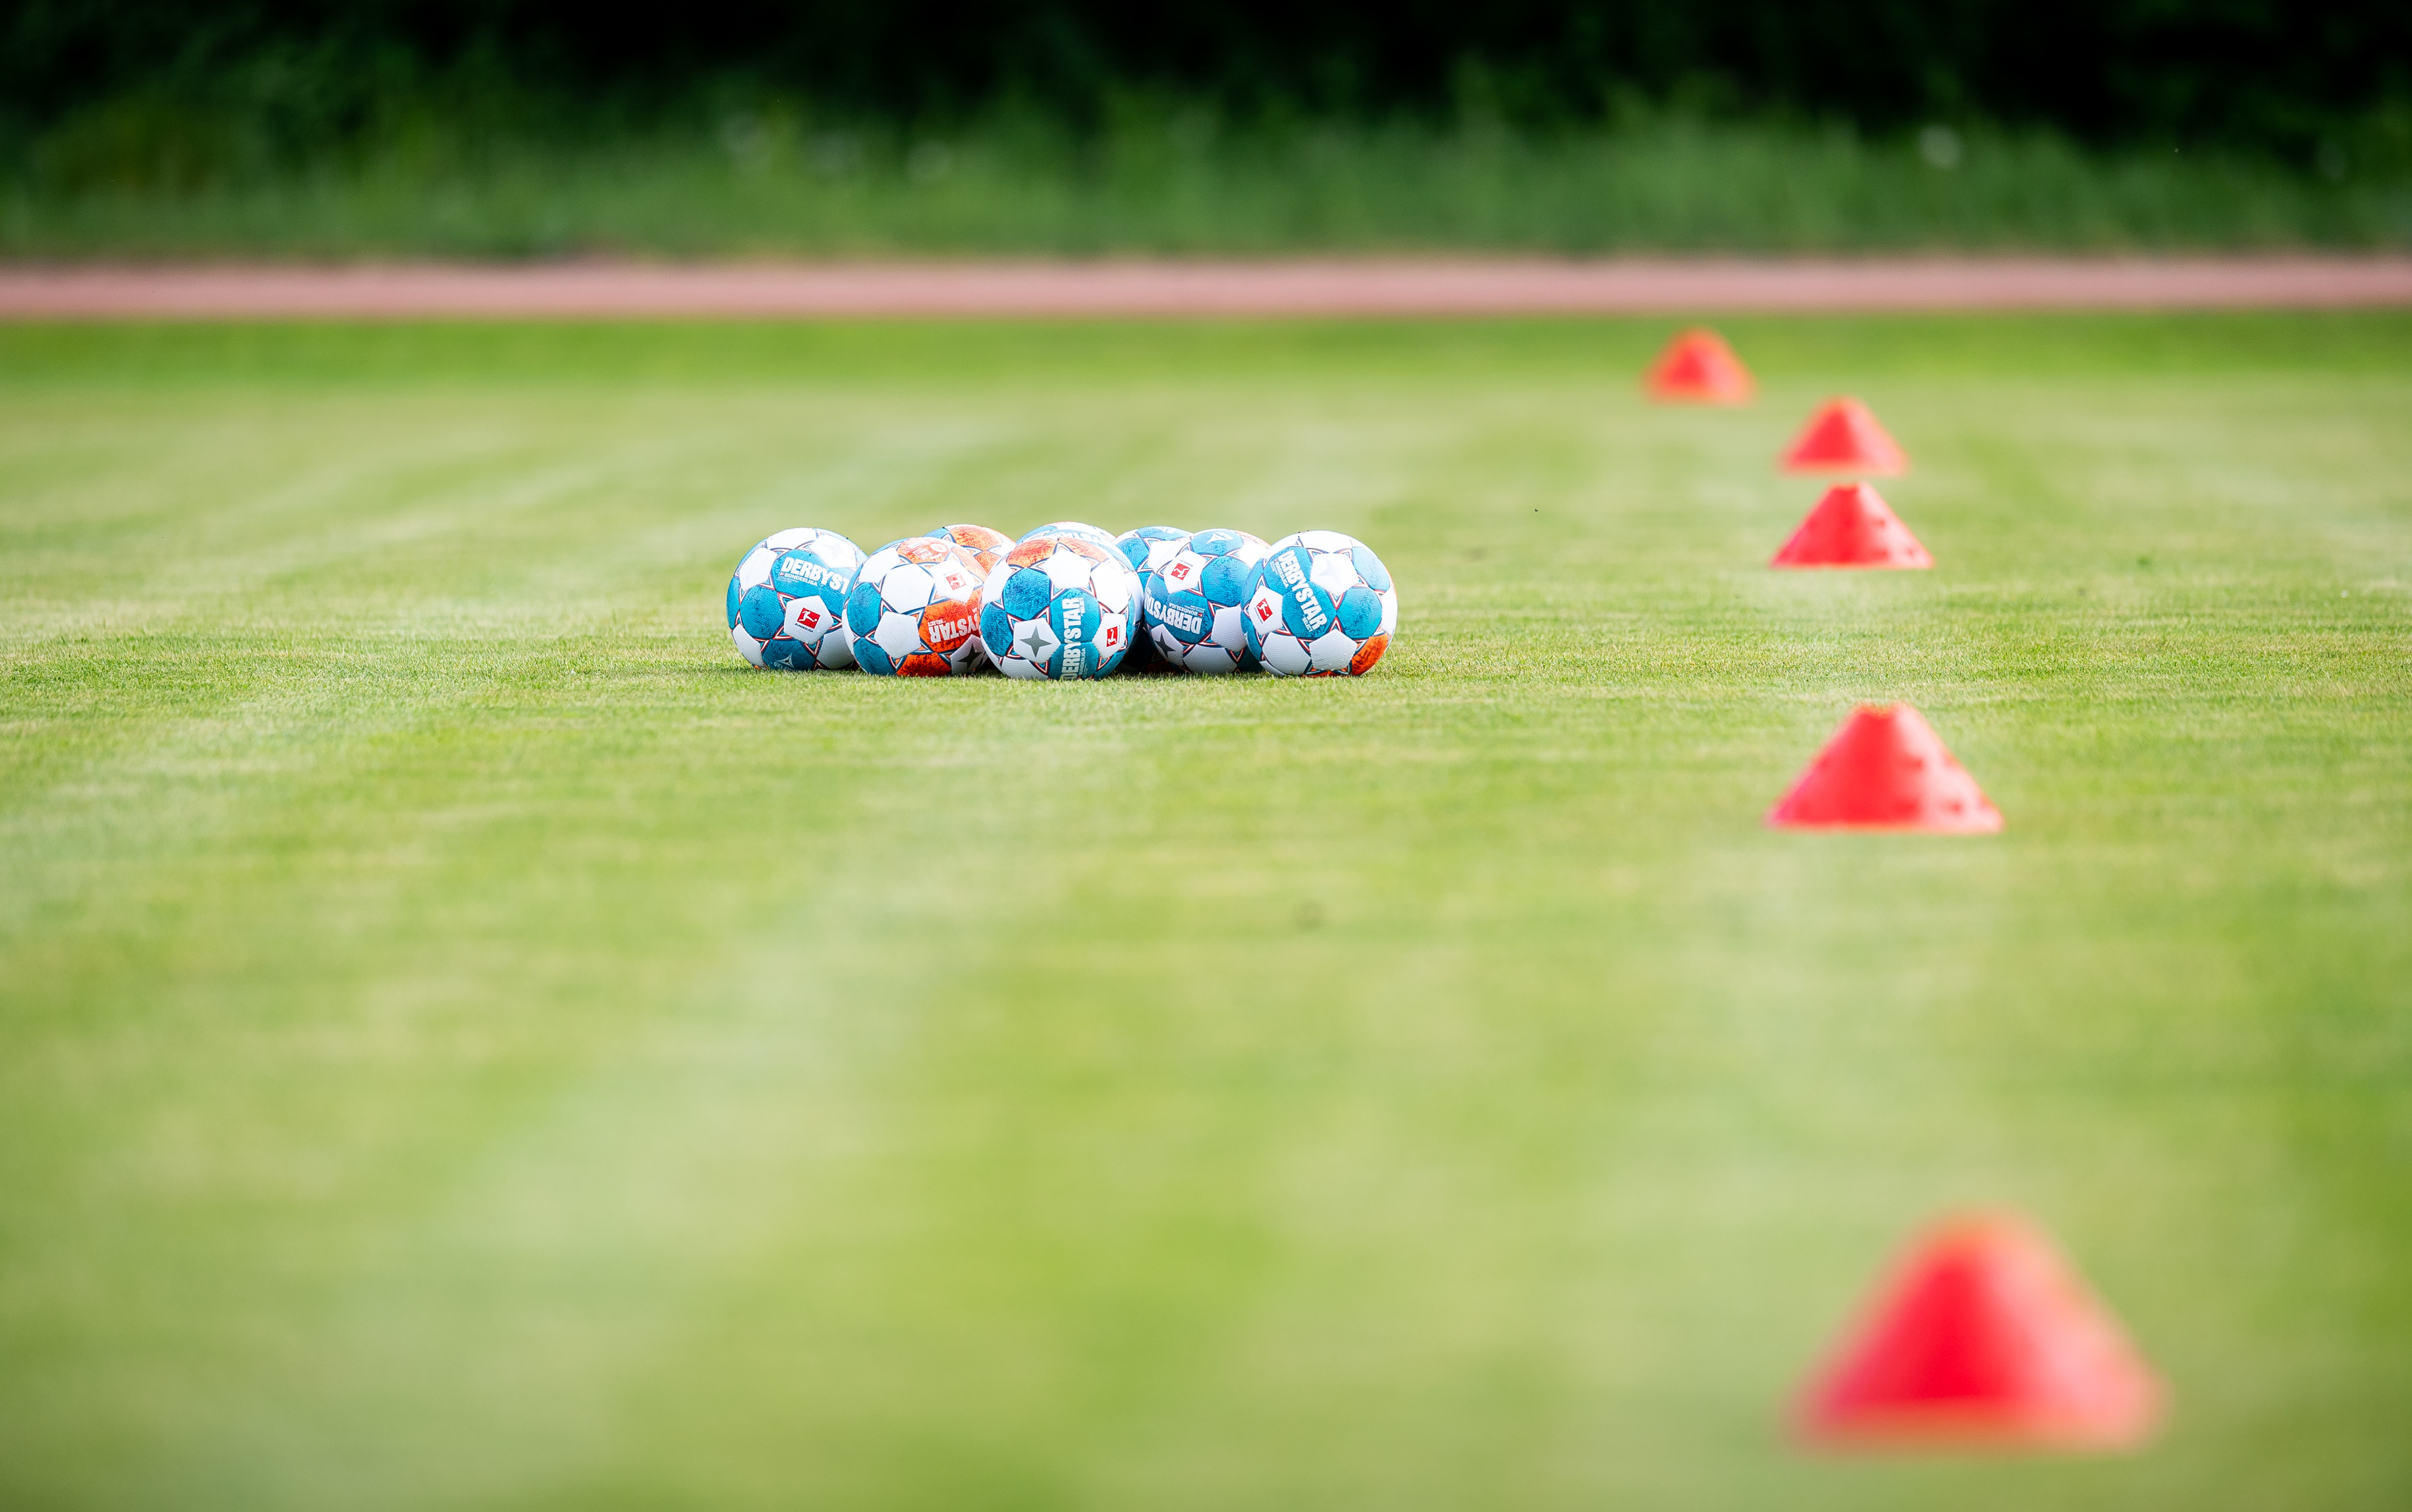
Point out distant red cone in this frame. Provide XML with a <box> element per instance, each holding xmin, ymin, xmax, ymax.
<box><xmin>1796</xmin><ymin>1213</ymin><xmax>2163</xmax><ymax>1452</ymax></box>
<box><xmin>1765</xmin><ymin>704</ymin><xmax>2000</xmax><ymax>832</ymax></box>
<box><xmin>1772</xmin><ymin>482</ymin><xmax>1932</xmax><ymax>569</ymax></box>
<box><xmin>1645</xmin><ymin>327</ymin><xmax>1755</xmax><ymax>404</ymax></box>
<box><xmin>1783</xmin><ymin>397</ymin><xmax>1908</xmax><ymax>474</ymax></box>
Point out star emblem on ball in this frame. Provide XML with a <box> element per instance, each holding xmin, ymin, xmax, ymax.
<box><xmin>1015</xmin><ymin>619</ymin><xmax>1060</xmax><ymax>661</ymax></box>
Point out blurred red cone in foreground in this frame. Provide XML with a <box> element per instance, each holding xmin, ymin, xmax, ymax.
<box><xmin>1783</xmin><ymin>397</ymin><xmax>1908</xmax><ymax>474</ymax></box>
<box><xmin>1772</xmin><ymin>482</ymin><xmax>1932</xmax><ymax>569</ymax></box>
<box><xmin>1765</xmin><ymin>704</ymin><xmax>2001</xmax><ymax>832</ymax></box>
<box><xmin>1645</xmin><ymin>327</ymin><xmax>1755</xmax><ymax>404</ymax></box>
<box><xmin>1797</xmin><ymin>1213</ymin><xmax>2163</xmax><ymax>1452</ymax></box>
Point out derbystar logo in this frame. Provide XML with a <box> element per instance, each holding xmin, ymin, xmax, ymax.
<box><xmin>775</xmin><ymin>557</ymin><xmax>846</xmax><ymax>592</ymax></box>
<box><xmin>1273</xmin><ymin>553</ymin><xmax>1326</xmax><ymax>631</ymax></box>
<box><xmin>1061</xmin><ymin>596</ymin><xmax>1086</xmax><ymax>675</ymax></box>
<box><xmin>925</xmin><ymin>607</ymin><xmax>977</xmax><ymax>646</ymax></box>
<box><xmin>1145</xmin><ymin>591</ymin><xmax>1204</xmax><ymax>636</ymax></box>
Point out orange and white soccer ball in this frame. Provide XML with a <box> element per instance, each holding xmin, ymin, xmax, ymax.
<box><xmin>844</xmin><ymin>536</ymin><xmax>988</xmax><ymax>677</ymax></box>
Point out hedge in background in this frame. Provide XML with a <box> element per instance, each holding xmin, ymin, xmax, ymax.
<box><xmin>5</xmin><ymin>0</ymin><xmax>2408</xmax><ymax>182</ymax></box>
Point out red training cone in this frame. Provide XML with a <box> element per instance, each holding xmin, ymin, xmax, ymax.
<box><xmin>1771</xmin><ymin>482</ymin><xmax>1932</xmax><ymax>569</ymax></box>
<box><xmin>1765</xmin><ymin>704</ymin><xmax>2000</xmax><ymax>832</ymax></box>
<box><xmin>1645</xmin><ymin>327</ymin><xmax>1755</xmax><ymax>404</ymax></box>
<box><xmin>1783</xmin><ymin>397</ymin><xmax>1907</xmax><ymax>475</ymax></box>
<box><xmin>1796</xmin><ymin>1213</ymin><xmax>2164</xmax><ymax>1452</ymax></box>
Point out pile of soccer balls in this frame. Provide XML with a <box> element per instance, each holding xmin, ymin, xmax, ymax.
<box><xmin>727</xmin><ymin>521</ymin><xmax>1398</xmax><ymax>679</ymax></box>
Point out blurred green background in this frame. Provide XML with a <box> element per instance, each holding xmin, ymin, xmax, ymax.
<box><xmin>5</xmin><ymin>0</ymin><xmax>2409</xmax><ymax>255</ymax></box>
<box><xmin>1</xmin><ymin>316</ymin><xmax>2406</xmax><ymax>1507</ymax></box>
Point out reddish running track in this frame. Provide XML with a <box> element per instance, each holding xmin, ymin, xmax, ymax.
<box><xmin>4</xmin><ymin>257</ymin><xmax>2411</xmax><ymax>319</ymax></box>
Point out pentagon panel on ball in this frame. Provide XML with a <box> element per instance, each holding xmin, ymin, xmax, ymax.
<box><xmin>930</xmin><ymin>523</ymin><xmax>1013</xmax><ymax>574</ymax></box>
<box><xmin>1115</xmin><ymin>526</ymin><xmax>1192</xmax><ymax>674</ymax></box>
<box><xmin>1243</xmin><ymin>531</ymin><xmax>1397</xmax><ymax>677</ymax></box>
<box><xmin>979</xmin><ymin>534</ymin><xmax>1141</xmax><ymax>680</ymax></box>
<box><xmin>845</xmin><ymin>536</ymin><xmax>989</xmax><ymax>677</ymax></box>
<box><xmin>1145</xmin><ymin>527</ymin><xmax>1270</xmax><ymax>674</ymax></box>
<box><xmin>727</xmin><ymin>527</ymin><xmax>866</xmax><ymax>670</ymax></box>
<box><xmin>1017</xmin><ymin>521</ymin><xmax>1120</xmax><ymax>550</ymax></box>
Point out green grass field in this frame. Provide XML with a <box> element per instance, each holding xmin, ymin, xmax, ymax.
<box><xmin>2</xmin><ymin>315</ymin><xmax>2408</xmax><ymax>1509</ymax></box>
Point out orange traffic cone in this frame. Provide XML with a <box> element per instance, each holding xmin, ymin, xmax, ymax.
<box><xmin>1783</xmin><ymin>397</ymin><xmax>1907</xmax><ymax>474</ymax></box>
<box><xmin>1765</xmin><ymin>704</ymin><xmax>2000</xmax><ymax>832</ymax></box>
<box><xmin>1771</xmin><ymin>482</ymin><xmax>1932</xmax><ymax>569</ymax></box>
<box><xmin>1645</xmin><ymin>328</ymin><xmax>1755</xmax><ymax>404</ymax></box>
<box><xmin>1796</xmin><ymin>1213</ymin><xmax>2163</xmax><ymax>1452</ymax></box>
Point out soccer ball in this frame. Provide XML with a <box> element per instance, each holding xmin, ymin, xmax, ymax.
<box><xmin>1144</xmin><ymin>527</ymin><xmax>1269</xmax><ymax>674</ymax></box>
<box><xmin>979</xmin><ymin>535</ymin><xmax>1140</xmax><ymax>679</ymax></box>
<box><xmin>846</xmin><ymin>536</ymin><xmax>989</xmax><ymax>677</ymax></box>
<box><xmin>1017</xmin><ymin>521</ymin><xmax>1119</xmax><ymax>551</ymax></box>
<box><xmin>1115</xmin><ymin>526</ymin><xmax>1191</xmax><ymax>673</ymax></box>
<box><xmin>1243</xmin><ymin>530</ymin><xmax>1397</xmax><ymax>677</ymax></box>
<box><xmin>930</xmin><ymin>523</ymin><xmax>1013</xmax><ymax>574</ymax></box>
<box><xmin>727</xmin><ymin>527</ymin><xmax>866</xmax><ymax>669</ymax></box>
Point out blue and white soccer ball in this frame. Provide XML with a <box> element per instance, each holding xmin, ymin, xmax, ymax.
<box><xmin>1144</xmin><ymin>527</ymin><xmax>1269</xmax><ymax>674</ymax></box>
<box><xmin>1242</xmin><ymin>530</ymin><xmax>1398</xmax><ymax>677</ymax></box>
<box><xmin>727</xmin><ymin>527</ymin><xmax>866</xmax><ymax>669</ymax></box>
<box><xmin>1017</xmin><ymin>521</ymin><xmax>1120</xmax><ymax>551</ymax></box>
<box><xmin>846</xmin><ymin>536</ymin><xmax>989</xmax><ymax>677</ymax></box>
<box><xmin>979</xmin><ymin>535</ymin><xmax>1141</xmax><ymax>679</ymax></box>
